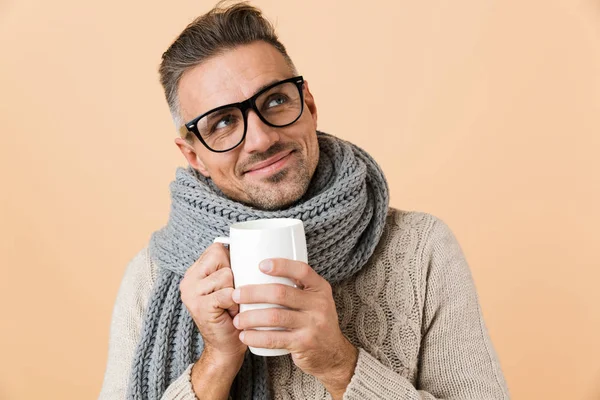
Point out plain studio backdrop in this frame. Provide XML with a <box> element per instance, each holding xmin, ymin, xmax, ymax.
<box><xmin>1</xmin><ymin>0</ymin><xmax>599</xmax><ymax>399</ymax></box>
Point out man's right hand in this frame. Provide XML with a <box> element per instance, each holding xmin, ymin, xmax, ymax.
<box><xmin>179</xmin><ymin>243</ymin><xmax>247</xmax><ymax>398</ymax></box>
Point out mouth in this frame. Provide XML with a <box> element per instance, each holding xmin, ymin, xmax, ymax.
<box><xmin>244</xmin><ymin>150</ymin><xmax>294</xmax><ymax>177</ymax></box>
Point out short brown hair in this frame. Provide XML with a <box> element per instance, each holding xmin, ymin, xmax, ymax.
<box><xmin>159</xmin><ymin>1</ymin><xmax>296</xmax><ymax>142</ymax></box>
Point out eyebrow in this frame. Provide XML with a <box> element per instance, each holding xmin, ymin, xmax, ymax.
<box><xmin>189</xmin><ymin>77</ymin><xmax>291</xmax><ymax>123</ymax></box>
<box><xmin>185</xmin><ymin>78</ymin><xmax>291</xmax><ymax>126</ymax></box>
<box><xmin>252</xmin><ymin>79</ymin><xmax>282</xmax><ymax>95</ymax></box>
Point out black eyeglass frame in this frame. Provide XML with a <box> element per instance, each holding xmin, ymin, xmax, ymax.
<box><xmin>180</xmin><ymin>75</ymin><xmax>305</xmax><ymax>153</ymax></box>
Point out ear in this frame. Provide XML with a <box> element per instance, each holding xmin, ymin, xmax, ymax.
<box><xmin>174</xmin><ymin>137</ymin><xmax>210</xmax><ymax>177</ymax></box>
<box><xmin>303</xmin><ymin>80</ymin><xmax>318</xmax><ymax>127</ymax></box>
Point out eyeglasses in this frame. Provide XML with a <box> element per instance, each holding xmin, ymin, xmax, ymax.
<box><xmin>180</xmin><ymin>76</ymin><xmax>305</xmax><ymax>153</ymax></box>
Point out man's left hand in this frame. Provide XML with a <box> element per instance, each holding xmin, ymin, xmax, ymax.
<box><xmin>231</xmin><ymin>258</ymin><xmax>358</xmax><ymax>398</ymax></box>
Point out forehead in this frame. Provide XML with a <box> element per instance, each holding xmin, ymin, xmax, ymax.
<box><xmin>177</xmin><ymin>41</ymin><xmax>294</xmax><ymax>122</ymax></box>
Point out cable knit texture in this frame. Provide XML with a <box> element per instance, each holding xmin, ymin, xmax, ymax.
<box><xmin>99</xmin><ymin>209</ymin><xmax>510</xmax><ymax>400</ymax></box>
<box><xmin>127</xmin><ymin>131</ymin><xmax>390</xmax><ymax>400</ymax></box>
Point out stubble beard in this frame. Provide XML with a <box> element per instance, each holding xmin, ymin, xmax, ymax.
<box><xmin>242</xmin><ymin>155</ymin><xmax>311</xmax><ymax>211</ymax></box>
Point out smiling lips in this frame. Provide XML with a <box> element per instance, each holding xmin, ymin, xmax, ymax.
<box><xmin>244</xmin><ymin>150</ymin><xmax>294</xmax><ymax>176</ymax></box>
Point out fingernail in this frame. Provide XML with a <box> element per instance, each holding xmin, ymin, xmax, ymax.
<box><xmin>232</xmin><ymin>314</ymin><xmax>239</xmax><ymax>328</ymax></box>
<box><xmin>259</xmin><ymin>259</ymin><xmax>273</xmax><ymax>272</ymax></box>
<box><xmin>232</xmin><ymin>289</ymin><xmax>240</xmax><ymax>303</ymax></box>
<box><xmin>239</xmin><ymin>331</ymin><xmax>245</xmax><ymax>342</ymax></box>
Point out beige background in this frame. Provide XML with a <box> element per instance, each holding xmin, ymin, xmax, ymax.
<box><xmin>1</xmin><ymin>0</ymin><xmax>599</xmax><ymax>399</ymax></box>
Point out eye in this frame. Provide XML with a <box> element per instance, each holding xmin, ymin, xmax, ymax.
<box><xmin>213</xmin><ymin>114</ymin><xmax>236</xmax><ymax>131</ymax></box>
<box><xmin>266</xmin><ymin>94</ymin><xmax>288</xmax><ymax>108</ymax></box>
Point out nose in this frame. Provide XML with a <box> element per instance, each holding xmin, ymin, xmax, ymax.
<box><xmin>243</xmin><ymin>109</ymin><xmax>280</xmax><ymax>153</ymax></box>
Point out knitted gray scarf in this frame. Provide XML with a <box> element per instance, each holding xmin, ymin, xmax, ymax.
<box><xmin>127</xmin><ymin>131</ymin><xmax>389</xmax><ymax>399</ymax></box>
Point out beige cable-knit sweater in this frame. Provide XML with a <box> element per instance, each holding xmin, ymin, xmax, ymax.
<box><xmin>99</xmin><ymin>209</ymin><xmax>510</xmax><ymax>399</ymax></box>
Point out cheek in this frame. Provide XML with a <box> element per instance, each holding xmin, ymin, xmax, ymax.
<box><xmin>303</xmin><ymin>107</ymin><xmax>317</xmax><ymax>128</ymax></box>
<box><xmin>310</xmin><ymin>137</ymin><xmax>320</xmax><ymax>166</ymax></box>
<box><xmin>306</xmin><ymin>128</ymin><xmax>319</xmax><ymax>155</ymax></box>
<box><xmin>201</xmin><ymin>151</ymin><xmax>240</xmax><ymax>178</ymax></box>
<box><xmin>219</xmin><ymin>158</ymin><xmax>240</xmax><ymax>178</ymax></box>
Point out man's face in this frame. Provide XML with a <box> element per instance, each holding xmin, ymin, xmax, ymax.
<box><xmin>175</xmin><ymin>41</ymin><xmax>319</xmax><ymax>211</ymax></box>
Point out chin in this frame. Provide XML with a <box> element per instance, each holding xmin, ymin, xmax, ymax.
<box><xmin>244</xmin><ymin>167</ymin><xmax>311</xmax><ymax>211</ymax></box>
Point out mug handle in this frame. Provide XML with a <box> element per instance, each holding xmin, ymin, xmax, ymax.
<box><xmin>213</xmin><ymin>236</ymin><xmax>230</xmax><ymax>247</ymax></box>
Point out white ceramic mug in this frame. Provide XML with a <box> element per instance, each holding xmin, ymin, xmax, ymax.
<box><xmin>213</xmin><ymin>218</ymin><xmax>307</xmax><ymax>356</ymax></box>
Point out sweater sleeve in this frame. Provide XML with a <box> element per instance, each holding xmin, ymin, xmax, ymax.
<box><xmin>98</xmin><ymin>247</ymin><xmax>198</xmax><ymax>400</ymax></box>
<box><xmin>343</xmin><ymin>217</ymin><xmax>510</xmax><ymax>400</ymax></box>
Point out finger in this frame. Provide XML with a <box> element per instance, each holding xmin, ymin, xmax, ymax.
<box><xmin>259</xmin><ymin>258</ymin><xmax>323</xmax><ymax>290</ymax></box>
<box><xmin>239</xmin><ymin>329</ymin><xmax>294</xmax><ymax>350</ymax></box>
<box><xmin>234</xmin><ymin>284</ymin><xmax>311</xmax><ymax>310</ymax></box>
<box><xmin>196</xmin><ymin>267</ymin><xmax>234</xmax><ymax>295</ymax></box>
<box><xmin>226</xmin><ymin>307</ymin><xmax>240</xmax><ymax>319</ymax></box>
<box><xmin>186</xmin><ymin>243</ymin><xmax>231</xmax><ymax>279</ymax></box>
<box><xmin>226</xmin><ymin>301</ymin><xmax>240</xmax><ymax>317</ymax></box>
<box><xmin>233</xmin><ymin>308</ymin><xmax>305</xmax><ymax>330</ymax></box>
<box><xmin>209</xmin><ymin>287</ymin><xmax>238</xmax><ymax>312</ymax></box>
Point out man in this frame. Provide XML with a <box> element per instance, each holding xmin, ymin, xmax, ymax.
<box><xmin>99</xmin><ymin>2</ymin><xmax>510</xmax><ymax>399</ymax></box>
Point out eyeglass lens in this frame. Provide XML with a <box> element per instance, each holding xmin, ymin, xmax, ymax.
<box><xmin>195</xmin><ymin>80</ymin><xmax>302</xmax><ymax>151</ymax></box>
